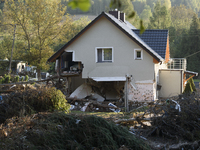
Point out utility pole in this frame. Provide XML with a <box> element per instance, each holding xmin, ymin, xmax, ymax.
<box><xmin>125</xmin><ymin>75</ymin><xmax>129</xmax><ymax>112</ymax></box>
<box><xmin>8</xmin><ymin>24</ymin><xmax>16</xmax><ymax>74</ymax></box>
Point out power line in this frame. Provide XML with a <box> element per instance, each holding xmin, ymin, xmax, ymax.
<box><xmin>185</xmin><ymin>50</ymin><xmax>200</xmax><ymax>58</ymax></box>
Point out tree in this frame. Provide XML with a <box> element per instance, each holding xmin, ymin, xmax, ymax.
<box><xmin>186</xmin><ymin>14</ymin><xmax>200</xmax><ymax>72</ymax></box>
<box><xmin>161</xmin><ymin>0</ymin><xmax>171</xmax><ymax>9</ymax></box>
<box><xmin>132</xmin><ymin>0</ymin><xmax>146</xmax><ymax>16</ymax></box>
<box><xmin>169</xmin><ymin>5</ymin><xmax>195</xmax><ymax>57</ymax></box>
<box><xmin>68</xmin><ymin>0</ymin><xmax>145</xmax><ymax>33</ymax></box>
<box><xmin>148</xmin><ymin>0</ymin><xmax>171</xmax><ymax>29</ymax></box>
<box><xmin>3</xmin><ymin>0</ymin><xmax>72</xmax><ymax>80</ymax></box>
<box><xmin>146</xmin><ymin>0</ymin><xmax>158</xmax><ymax>11</ymax></box>
<box><xmin>171</xmin><ymin>0</ymin><xmax>200</xmax><ymax>15</ymax></box>
<box><xmin>140</xmin><ymin>5</ymin><xmax>152</xmax><ymax>27</ymax></box>
<box><xmin>171</xmin><ymin>5</ymin><xmax>195</xmax><ymax>30</ymax></box>
<box><xmin>174</xmin><ymin>14</ymin><xmax>200</xmax><ymax>73</ymax></box>
<box><xmin>110</xmin><ymin>0</ymin><xmax>141</xmax><ymax>28</ymax></box>
<box><xmin>52</xmin><ymin>16</ymin><xmax>90</xmax><ymax>53</ymax></box>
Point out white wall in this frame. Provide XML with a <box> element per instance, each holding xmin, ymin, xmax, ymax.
<box><xmin>159</xmin><ymin>69</ymin><xmax>183</xmax><ymax>98</ymax></box>
<box><xmin>64</xmin><ymin>16</ymin><xmax>156</xmax><ymax>82</ymax></box>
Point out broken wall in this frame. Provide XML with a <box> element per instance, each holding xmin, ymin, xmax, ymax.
<box><xmin>70</xmin><ymin>74</ymin><xmax>86</xmax><ymax>93</ymax></box>
<box><xmin>128</xmin><ymin>82</ymin><xmax>154</xmax><ymax>102</ymax></box>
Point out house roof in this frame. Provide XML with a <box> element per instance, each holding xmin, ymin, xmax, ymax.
<box><xmin>133</xmin><ymin>29</ymin><xmax>168</xmax><ymax>59</ymax></box>
<box><xmin>47</xmin><ymin>11</ymin><xmax>164</xmax><ymax>62</ymax></box>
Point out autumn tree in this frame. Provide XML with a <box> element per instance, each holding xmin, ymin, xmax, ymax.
<box><xmin>3</xmin><ymin>0</ymin><xmax>72</xmax><ymax>80</ymax></box>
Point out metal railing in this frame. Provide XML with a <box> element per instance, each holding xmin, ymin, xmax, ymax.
<box><xmin>167</xmin><ymin>58</ymin><xmax>187</xmax><ymax>70</ymax></box>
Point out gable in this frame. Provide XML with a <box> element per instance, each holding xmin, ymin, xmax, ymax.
<box><xmin>48</xmin><ymin>12</ymin><xmax>163</xmax><ymax>63</ymax></box>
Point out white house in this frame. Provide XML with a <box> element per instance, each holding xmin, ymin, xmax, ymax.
<box><xmin>48</xmin><ymin>11</ymin><xmax>197</xmax><ymax>103</ymax></box>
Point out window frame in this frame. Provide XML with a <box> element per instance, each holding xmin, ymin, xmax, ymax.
<box><xmin>95</xmin><ymin>47</ymin><xmax>114</xmax><ymax>63</ymax></box>
<box><xmin>134</xmin><ymin>49</ymin><xmax>143</xmax><ymax>60</ymax></box>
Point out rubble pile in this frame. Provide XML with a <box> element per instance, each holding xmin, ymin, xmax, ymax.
<box><xmin>67</xmin><ymin>97</ymin><xmax>122</xmax><ymax>112</ymax></box>
<box><xmin>148</xmin><ymin>95</ymin><xmax>200</xmax><ymax>141</ymax></box>
<box><xmin>114</xmin><ymin>94</ymin><xmax>200</xmax><ymax>144</ymax></box>
<box><xmin>0</xmin><ymin>112</ymin><xmax>150</xmax><ymax>150</ymax></box>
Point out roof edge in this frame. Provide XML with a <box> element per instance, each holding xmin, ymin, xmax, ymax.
<box><xmin>48</xmin><ymin>11</ymin><xmax>162</xmax><ymax>62</ymax></box>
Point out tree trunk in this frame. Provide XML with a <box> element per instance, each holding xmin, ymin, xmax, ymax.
<box><xmin>8</xmin><ymin>24</ymin><xmax>16</xmax><ymax>74</ymax></box>
<box><xmin>37</xmin><ymin>68</ymin><xmax>41</xmax><ymax>80</ymax></box>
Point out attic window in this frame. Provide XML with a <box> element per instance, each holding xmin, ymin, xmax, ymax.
<box><xmin>96</xmin><ymin>47</ymin><xmax>113</xmax><ymax>62</ymax></box>
<box><xmin>134</xmin><ymin>49</ymin><xmax>143</xmax><ymax>60</ymax></box>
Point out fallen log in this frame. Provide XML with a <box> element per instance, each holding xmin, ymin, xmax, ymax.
<box><xmin>0</xmin><ymin>90</ymin><xmax>15</xmax><ymax>93</ymax></box>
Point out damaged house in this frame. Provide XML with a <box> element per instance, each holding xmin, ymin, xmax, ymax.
<box><xmin>48</xmin><ymin>11</ymin><xmax>197</xmax><ymax>105</ymax></box>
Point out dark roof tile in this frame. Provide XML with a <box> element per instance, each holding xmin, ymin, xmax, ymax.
<box><xmin>133</xmin><ymin>29</ymin><xmax>168</xmax><ymax>59</ymax></box>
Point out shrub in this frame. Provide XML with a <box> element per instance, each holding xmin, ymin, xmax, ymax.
<box><xmin>4</xmin><ymin>74</ymin><xmax>10</xmax><ymax>83</ymax></box>
<box><xmin>21</xmin><ymin>76</ymin><xmax>24</xmax><ymax>81</ymax></box>
<box><xmin>188</xmin><ymin>77</ymin><xmax>196</xmax><ymax>92</ymax></box>
<box><xmin>2</xmin><ymin>87</ymin><xmax>70</xmax><ymax>120</ymax></box>
<box><xmin>15</xmin><ymin>76</ymin><xmax>19</xmax><ymax>82</ymax></box>
<box><xmin>48</xmin><ymin>87</ymin><xmax>70</xmax><ymax>112</ymax></box>
<box><xmin>183</xmin><ymin>77</ymin><xmax>196</xmax><ymax>94</ymax></box>
<box><xmin>25</xmin><ymin>75</ymin><xmax>29</xmax><ymax>81</ymax></box>
<box><xmin>11</xmin><ymin>77</ymin><xmax>15</xmax><ymax>82</ymax></box>
<box><xmin>0</xmin><ymin>77</ymin><xmax>4</xmax><ymax>84</ymax></box>
<box><xmin>183</xmin><ymin>82</ymin><xmax>193</xmax><ymax>94</ymax></box>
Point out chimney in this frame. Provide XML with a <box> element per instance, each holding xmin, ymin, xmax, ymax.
<box><xmin>109</xmin><ymin>10</ymin><xmax>125</xmax><ymax>22</ymax></box>
<box><xmin>120</xmin><ymin>12</ymin><xmax>125</xmax><ymax>22</ymax></box>
<box><xmin>109</xmin><ymin>10</ymin><xmax>120</xmax><ymax>20</ymax></box>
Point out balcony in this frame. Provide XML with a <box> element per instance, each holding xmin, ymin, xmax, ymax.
<box><xmin>167</xmin><ymin>58</ymin><xmax>187</xmax><ymax>70</ymax></box>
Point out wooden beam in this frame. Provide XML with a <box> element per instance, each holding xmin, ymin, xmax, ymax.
<box><xmin>183</xmin><ymin>74</ymin><xmax>195</xmax><ymax>87</ymax></box>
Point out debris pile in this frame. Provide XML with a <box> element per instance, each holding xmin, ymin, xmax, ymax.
<box><xmin>67</xmin><ymin>97</ymin><xmax>122</xmax><ymax>112</ymax></box>
<box><xmin>115</xmin><ymin>94</ymin><xmax>200</xmax><ymax>144</ymax></box>
<box><xmin>148</xmin><ymin>95</ymin><xmax>200</xmax><ymax>142</ymax></box>
<box><xmin>0</xmin><ymin>112</ymin><xmax>150</xmax><ymax>150</ymax></box>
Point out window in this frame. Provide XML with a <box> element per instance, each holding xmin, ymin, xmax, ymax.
<box><xmin>96</xmin><ymin>47</ymin><xmax>113</xmax><ymax>62</ymax></box>
<box><xmin>134</xmin><ymin>49</ymin><xmax>143</xmax><ymax>60</ymax></box>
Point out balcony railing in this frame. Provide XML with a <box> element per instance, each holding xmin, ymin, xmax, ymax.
<box><xmin>167</xmin><ymin>58</ymin><xmax>187</xmax><ymax>70</ymax></box>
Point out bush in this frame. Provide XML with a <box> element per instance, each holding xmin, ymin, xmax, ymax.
<box><xmin>21</xmin><ymin>76</ymin><xmax>24</xmax><ymax>81</ymax></box>
<box><xmin>15</xmin><ymin>76</ymin><xmax>19</xmax><ymax>82</ymax></box>
<box><xmin>183</xmin><ymin>77</ymin><xmax>196</xmax><ymax>94</ymax></box>
<box><xmin>0</xmin><ymin>77</ymin><xmax>4</xmax><ymax>84</ymax></box>
<box><xmin>188</xmin><ymin>77</ymin><xmax>196</xmax><ymax>92</ymax></box>
<box><xmin>25</xmin><ymin>75</ymin><xmax>29</xmax><ymax>81</ymax></box>
<box><xmin>26</xmin><ymin>87</ymin><xmax>70</xmax><ymax>113</ymax></box>
<box><xmin>183</xmin><ymin>82</ymin><xmax>193</xmax><ymax>94</ymax></box>
<box><xmin>4</xmin><ymin>74</ymin><xmax>10</xmax><ymax>83</ymax></box>
<box><xmin>0</xmin><ymin>87</ymin><xmax>70</xmax><ymax>122</ymax></box>
<box><xmin>48</xmin><ymin>87</ymin><xmax>70</xmax><ymax>111</ymax></box>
